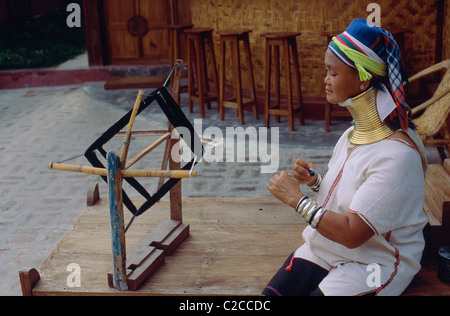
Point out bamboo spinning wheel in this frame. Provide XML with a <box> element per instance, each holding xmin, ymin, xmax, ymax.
<box><xmin>49</xmin><ymin>62</ymin><xmax>204</xmax><ymax>290</ymax></box>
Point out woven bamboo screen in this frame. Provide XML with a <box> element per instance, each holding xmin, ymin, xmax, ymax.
<box><xmin>188</xmin><ymin>0</ymin><xmax>443</xmax><ymax>98</ymax></box>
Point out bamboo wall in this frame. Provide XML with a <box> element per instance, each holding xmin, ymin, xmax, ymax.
<box><xmin>187</xmin><ymin>0</ymin><xmax>446</xmax><ymax>98</ymax></box>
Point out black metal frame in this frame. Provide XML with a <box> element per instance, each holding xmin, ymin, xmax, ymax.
<box><xmin>84</xmin><ymin>87</ymin><xmax>203</xmax><ymax>217</ymax></box>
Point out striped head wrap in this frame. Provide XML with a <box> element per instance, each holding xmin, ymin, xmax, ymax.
<box><xmin>328</xmin><ymin>18</ymin><xmax>411</xmax><ymax>131</ymax></box>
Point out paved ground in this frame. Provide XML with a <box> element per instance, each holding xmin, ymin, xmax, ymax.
<box><xmin>0</xmin><ymin>79</ymin><xmax>441</xmax><ymax>295</ymax></box>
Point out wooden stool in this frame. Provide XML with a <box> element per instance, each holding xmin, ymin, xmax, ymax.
<box><xmin>218</xmin><ymin>29</ymin><xmax>258</xmax><ymax>125</ymax></box>
<box><xmin>169</xmin><ymin>24</ymin><xmax>193</xmax><ymax>67</ymax></box>
<box><xmin>168</xmin><ymin>24</ymin><xmax>193</xmax><ymax>105</ymax></box>
<box><xmin>185</xmin><ymin>28</ymin><xmax>219</xmax><ymax>118</ymax></box>
<box><xmin>262</xmin><ymin>32</ymin><xmax>305</xmax><ymax>131</ymax></box>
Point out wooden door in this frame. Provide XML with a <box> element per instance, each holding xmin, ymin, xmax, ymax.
<box><xmin>104</xmin><ymin>0</ymin><xmax>170</xmax><ymax>64</ymax></box>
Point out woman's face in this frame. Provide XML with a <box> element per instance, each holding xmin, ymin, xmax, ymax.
<box><xmin>324</xmin><ymin>49</ymin><xmax>363</xmax><ymax>104</ymax></box>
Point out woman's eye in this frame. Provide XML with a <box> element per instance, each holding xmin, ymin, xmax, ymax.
<box><xmin>326</xmin><ymin>70</ymin><xmax>336</xmax><ymax>77</ymax></box>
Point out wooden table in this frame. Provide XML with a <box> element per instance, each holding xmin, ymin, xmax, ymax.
<box><xmin>20</xmin><ymin>197</ymin><xmax>450</xmax><ymax>296</ymax></box>
<box><xmin>25</xmin><ymin>197</ymin><xmax>305</xmax><ymax>296</ymax></box>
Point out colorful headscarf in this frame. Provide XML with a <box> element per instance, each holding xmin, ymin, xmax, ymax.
<box><xmin>328</xmin><ymin>18</ymin><xmax>411</xmax><ymax>131</ymax></box>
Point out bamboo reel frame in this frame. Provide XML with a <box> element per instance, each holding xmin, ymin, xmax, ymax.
<box><xmin>50</xmin><ymin>84</ymin><xmax>203</xmax><ymax>218</ymax></box>
<box><xmin>82</xmin><ymin>86</ymin><xmax>203</xmax><ymax>217</ymax></box>
<box><xmin>49</xmin><ymin>62</ymin><xmax>203</xmax><ymax>291</ymax></box>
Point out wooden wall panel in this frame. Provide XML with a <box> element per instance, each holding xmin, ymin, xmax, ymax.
<box><xmin>104</xmin><ymin>0</ymin><xmax>139</xmax><ymax>61</ymax></box>
<box><xmin>138</xmin><ymin>0</ymin><xmax>170</xmax><ymax>58</ymax></box>
<box><xmin>189</xmin><ymin>0</ymin><xmax>441</xmax><ymax>98</ymax></box>
<box><xmin>104</xmin><ymin>0</ymin><xmax>170</xmax><ymax>64</ymax></box>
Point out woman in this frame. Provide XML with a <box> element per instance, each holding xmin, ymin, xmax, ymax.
<box><xmin>262</xmin><ymin>19</ymin><xmax>428</xmax><ymax>296</ymax></box>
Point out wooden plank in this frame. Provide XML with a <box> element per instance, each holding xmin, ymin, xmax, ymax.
<box><xmin>86</xmin><ymin>182</ymin><xmax>100</xmax><ymax>206</ymax></box>
<box><xmin>107</xmin><ymin>247</ymin><xmax>165</xmax><ymax>291</ymax></box>
<box><xmin>126</xmin><ymin>219</ymin><xmax>181</xmax><ymax>268</ymax></box>
<box><xmin>444</xmin><ymin>159</ymin><xmax>450</xmax><ymax>175</ymax></box>
<box><xmin>424</xmin><ymin>195</ymin><xmax>442</xmax><ymax>226</ymax></box>
<box><xmin>425</xmin><ymin>164</ymin><xmax>450</xmax><ymax>225</ymax></box>
<box><xmin>104</xmin><ymin>76</ymin><xmax>166</xmax><ymax>90</ymax></box>
<box><xmin>126</xmin><ymin>249</ymin><xmax>164</xmax><ymax>291</ymax></box>
<box><xmin>31</xmin><ymin>198</ymin><xmax>305</xmax><ymax>296</ymax></box>
<box><xmin>159</xmin><ymin>222</ymin><xmax>189</xmax><ymax>255</ymax></box>
<box><xmin>126</xmin><ymin>245</ymin><xmax>160</xmax><ymax>270</ymax></box>
<box><xmin>28</xmin><ymin>197</ymin><xmax>450</xmax><ymax>296</ymax></box>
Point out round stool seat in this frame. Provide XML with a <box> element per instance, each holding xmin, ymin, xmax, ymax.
<box><xmin>261</xmin><ymin>32</ymin><xmax>301</xmax><ymax>39</ymax></box>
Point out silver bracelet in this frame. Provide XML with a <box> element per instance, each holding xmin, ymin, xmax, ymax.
<box><xmin>295</xmin><ymin>196</ymin><xmax>326</xmax><ymax>229</ymax></box>
<box><xmin>296</xmin><ymin>197</ymin><xmax>310</xmax><ymax>215</ymax></box>
<box><xmin>310</xmin><ymin>208</ymin><xmax>327</xmax><ymax>229</ymax></box>
<box><xmin>295</xmin><ymin>196</ymin><xmax>309</xmax><ymax>213</ymax></box>
<box><xmin>300</xmin><ymin>199</ymin><xmax>315</xmax><ymax>218</ymax></box>
<box><xmin>305</xmin><ymin>204</ymin><xmax>322</xmax><ymax>224</ymax></box>
<box><xmin>308</xmin><ymin>170</ymin><xmax>324</xmax><ymax>193</ymax></box>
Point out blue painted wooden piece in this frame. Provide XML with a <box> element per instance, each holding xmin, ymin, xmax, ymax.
<box><xmin>107</xmin><ymin>151</ymin><xmax>128</xmax><ymax>291</ymax></box>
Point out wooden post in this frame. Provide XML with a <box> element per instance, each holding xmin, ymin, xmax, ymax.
<box><xmin>170</xmin><ymin>60</ymin><xmax>184</xmax><ymax>221</ymax></box>
<box><xmin>19</xmin><ymin>268</ymin><xmax>41</xmax><ymax>296</ymax></box>
<box><xmin>107</xmin><ymin>151</ymin><xmax>128</xmax><ymax>291</ymax></box>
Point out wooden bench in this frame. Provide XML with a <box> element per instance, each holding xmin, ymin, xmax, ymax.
<box><xmin>403</xmin><ymin>159</ymin><xmax>450</xmax><ymax>296</ymax></box>
<box><xmin>423</xmin><ymin>159</ymin><xmax>450</xmax><ymax>254</ymax></box>
<box><xmin>19</xmin><ymin>198</ymin><xmax>306</xmax><ymax>296</ymax></box>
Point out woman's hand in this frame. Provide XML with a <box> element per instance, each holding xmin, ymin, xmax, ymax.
<box><xmin>269</xmin><ymin>170</ymin><xmax>304</xmax><ymax>208</ymax></box>
<box><xmin>292</xmin><ymin>158</ymin><xmax>317</xmax><ymax>186</ymax></box>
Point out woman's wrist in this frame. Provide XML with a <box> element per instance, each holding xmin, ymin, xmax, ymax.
<box><xmin>307</xmin><ymin>174</ymin><xmax>318</xmax><ymax>186</ymax></box>
<box><xmin>290</xmin><ymin>193</ymin><xmax>305</xmax><ymax>209</ymax></box>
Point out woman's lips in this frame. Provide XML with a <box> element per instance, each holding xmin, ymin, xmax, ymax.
<box><xmin>325</xmin><ymin>88</ymin><xmax>333</xmax><ymax>94</ymax></box>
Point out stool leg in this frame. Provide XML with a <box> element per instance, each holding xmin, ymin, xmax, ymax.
<box><xmin>264</xmin><ymin>40</ymin><xmax>272</xmax><ymax>128</ymax></box>
<box><xmin>169</xmin><ymin>29</ymin><xmax>175</xmax><ymax>69</ymax></box>
<box><xmin>196</xmin><ymin>37</ymin><xmax>207</xmax><ymax>118</ymax></box>
<box><xmin>283</xmin><ymin>39</ymin><xmax>294</xmax><ymax>131</ymax></box>
<box><xmin>201</xmin><ymin>38</ymin><xmax>211</xmax><ymax>110</ymax></box>
<box><xmin>219</xmin><ymin>38</ymin><xmax>226</xmax><ymax>121</ymax></box>
<box><xmin>290</xmin><ymin>37</ymin><xmax>305</xmax><ymax>126</ymax></box>
<box><xmin>274</xmin><ymin>45</ymin><xmax>281</xmax><ymax>124</ymax></box>
<box><xmin>243</xmin><ymin>34</ymin><xmax>258</xmax><ymax>120</ymax></box>
<box><xmin>232</xmin><ymin>37</ymin><xmax>244</xmax><ymax>125</ymax></box>
<box><xmin>206</xmin><ymin>34</ymin><xmax>219</xmax><ymax>110</ymax></box>
<box><xmin>187</xmin><ymin>37</ymin><xmax>195</xmax><ymax>114</ymax></box>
